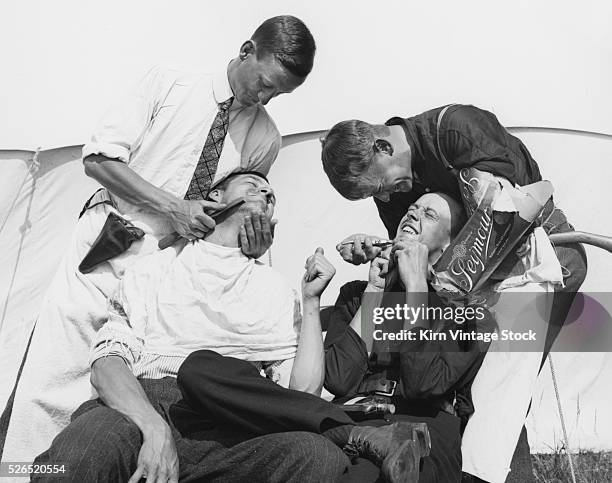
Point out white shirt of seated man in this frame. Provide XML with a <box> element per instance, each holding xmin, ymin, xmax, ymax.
<box><xmin>91</xmin><ymin>172</ymin><xmax>336</xmax><ymax>393</ymax></box>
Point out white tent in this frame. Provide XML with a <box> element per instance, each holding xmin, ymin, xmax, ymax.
<box><xmin>1</xmin><ymin>0</ymin><xmax>611</xmax><ymax>460</ymax></box>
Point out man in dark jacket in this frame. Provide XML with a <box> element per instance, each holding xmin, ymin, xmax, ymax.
<box><xmin>324</xmin><ymin>192</ymin><xmax>495</xmax><ymax>483</ymax></box>
<box><xmin>320</xmin><ymin>104</ymin><xmax>586</xmax><ymax>350</ymax></box>
<box><xmin>321</xmin><ymin>104</ymin><xmax>588</xmax><ymax>482</ymax></box>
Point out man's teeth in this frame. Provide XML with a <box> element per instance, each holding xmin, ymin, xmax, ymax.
<box><xmin>402</xmin><ymin>226</ymin><xmax>417</xmax><ymax>234</ymax></box>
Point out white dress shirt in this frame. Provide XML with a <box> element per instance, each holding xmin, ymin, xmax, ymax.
<box><xmin>91</xmin><ymin>240</ymin><xmax>301</xmax><ymax>386</ymax></box>
<box><xmin>82</xmin><ymin>65</ymin><xmax>282</xmax><ymax>231</ymax></box>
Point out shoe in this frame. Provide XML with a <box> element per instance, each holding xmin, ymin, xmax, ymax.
<box><xmin>382</xmin><ymin>438</ymin><xmax>420</xmax><ymax>482</ymax></box>
<box><xmin>344</xmin><ymin>422</ymin><xmax>431</xmax><ymax>482</ymax></box>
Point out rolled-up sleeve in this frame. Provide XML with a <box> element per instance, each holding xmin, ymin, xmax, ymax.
<box><xmin>82</xmin><ymin>65</ymin><xmax>172</xmax><ymax>164</ymax></box>
<box><xmin>244</xmin><ymin>108</ymin><xmax>281</xmax><ymax>175</ymax></box>
<box><xmin>89</xmin><ymin>287</ymin><xmax>144</xmax><ymax>370</ymax></box>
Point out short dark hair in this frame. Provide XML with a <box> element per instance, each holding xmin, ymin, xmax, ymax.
<box><xmin>252</xmin><ymin>15</ymin><xmax>316</xmax><ymax>78</ymax></box>
<box><xmin>210</xmin><ymin>170</ymin><xmax>269</xmax><ymax>192</ymax></box>
<box><xmin>321</xmin><ymin>120</ymin><xmax>378</xmax><ymax>200</ymax></box>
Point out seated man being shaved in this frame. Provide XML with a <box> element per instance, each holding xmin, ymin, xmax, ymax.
<box><xmin>33</xmin><ymin>172</ymin><xmax>352</xmax><ymax>483</ymax></box>
<box><xmin>175</xmin><ymin>192</ymin><xmax>491</xmax><ymax>483</ymax></box>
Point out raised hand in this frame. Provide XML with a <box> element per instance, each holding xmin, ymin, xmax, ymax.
<box><xmin>391</xmin><ymin>238</ymin><xmax>429</xmax><ymax>288</ymax></box>
<box><xmin>302</xmin><ymin>247</ymin><xmax>336</xmax><ymax>300</ymax></box>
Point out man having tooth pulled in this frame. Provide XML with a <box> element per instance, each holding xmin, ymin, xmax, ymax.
<box><xmin>320</xmin><ymin>105</ymin><xmax>588</xmax><ymax>481</ymax></box>
<box><xmin>323</xmin><ymin>191</ymin><xmax>495</xmax><ymax>483</ymax></box>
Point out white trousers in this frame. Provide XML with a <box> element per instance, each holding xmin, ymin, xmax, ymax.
<box><xmin>462</xmin><ymin>228</ymin><xmax>563</xmax><ymax>483</ymax></box>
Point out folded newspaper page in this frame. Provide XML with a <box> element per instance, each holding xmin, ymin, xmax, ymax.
<box><xmin>431</xmin><ymin>168</ymin><xmax>553</xmax><ymax>297</ymax></box>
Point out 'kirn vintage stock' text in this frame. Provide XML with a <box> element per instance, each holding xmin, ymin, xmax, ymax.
<box><xmin>369</xmin><ymin>303</ymin><xmax>537</xmax><ymax>343</ymax></box>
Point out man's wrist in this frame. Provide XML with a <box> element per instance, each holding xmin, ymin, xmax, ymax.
<box><xmin>404</xmin><ymin>280</ymin><xmax>428</xmax><ymax>292</ymax></box>
<box><xmin>302</xmin><ymin>295</ymin><xmax>321</xmax><ymax>307</ymax></box>
<box><xmin>137</xmin><ymin>412</ymin><xmax>168</xmax><ymax>437</ymax></box>
<box><xmin>157</xmin><ymin>192</ymin><xmax>184</xmax><ymax>217</ymax></box>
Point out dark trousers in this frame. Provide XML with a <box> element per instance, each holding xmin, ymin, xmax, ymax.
<box><xmin>33</xmin><ymin>377</ymin><xmax>350</xmax><ymax>483</ymax></box>
<box><xmin>178</xmin><ymin>350</ymin><xmax>462</xmax><ymax>483</ymax></box>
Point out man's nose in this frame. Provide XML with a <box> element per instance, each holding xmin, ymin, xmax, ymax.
<box><xmin>408</xmin><ymin>207</ymin><xmax>424</xmax><ymax>221</ymax></box>
<box><xmin>260</xmin><ymin>186</ymin><xmax>274</xmax><ymax>198</ymax></box>
<box><xmin>374</xmin><ymin>192</ymin><xmax>390</xmax><ymax>202</ymax></box>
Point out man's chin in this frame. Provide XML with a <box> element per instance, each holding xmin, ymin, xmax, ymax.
<box><xmin>394</xmin><ymin>232</ymin><xmax>420</xmax><ymax>243</ymax></box>
<box><xmin>234</xmin><ymin>96</ymin><xmax>258</xmax><ymax>107</ymax></box>
<box><xmin>242</xmin><ymin>199</ymin><xmax>268</xmax><ymax>214</ymax></box>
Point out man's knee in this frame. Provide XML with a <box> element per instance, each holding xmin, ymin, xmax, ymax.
<box><xmin>178</xmin><ymin>350</ymin><xmax>221</xmax><ymax>387</ymax></box>
<box><xmin>178</xmin><ymin>350</ymin><xmax>257</xmax><ymax>391</ymax></box>
<box><xmin>33</xmin><ymin>406</ymin><xmax>141</xmax><ymax>482</ymax></box>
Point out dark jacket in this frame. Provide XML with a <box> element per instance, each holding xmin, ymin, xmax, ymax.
<box><xmin>376</xmin><ymin>104</ymin><xmax>542</xmax><ymax>238</ymax></box>
<box><xmin>324</xmin><ymin>281</ymin><xmax>495</xmax><ymax>428</ymax></box>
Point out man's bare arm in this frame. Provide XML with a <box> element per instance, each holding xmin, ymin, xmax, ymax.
<box><xmin>90</xmin><ymin>356</ymin><xmax>178</xmax><ymax>483</ymax></box>
<box><xmin>290</xmin><ymin>296</ymin><xmax>325</xmax><ymax>395</ymax></box>
<box><xmin>290</xmin><ymin>248</ymin><xmax>336</xmax><ymax>395</ymax></box>
<box><xmin>83</xmin><ymin>154</ymin><xmax>224</xmax><ymax>239</ymax></box>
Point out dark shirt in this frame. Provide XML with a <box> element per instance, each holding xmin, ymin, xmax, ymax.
<box><xmin>376</xmin><ymin>104</ymin><xmax>543</xmax><ymax>238</ymax></box>
<box><xmin>324</xmin><ymin>281</ymin><xmax>494</xmax><ymax>427</ymax></box>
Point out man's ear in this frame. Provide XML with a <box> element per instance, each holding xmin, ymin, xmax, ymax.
<box><xmin>374</xmin><ymin>139</ymin><xmax>394</xmax><ymax>156</ymax></box>
<box><xmin>239</xmin><ymin>40</ymin><xmax>256</xmax><ymax>60</ymax></box>
<box><xmin>208</xmin><ymin>188</ymin><xmax>224</xmax><ymax>203</ymax></box>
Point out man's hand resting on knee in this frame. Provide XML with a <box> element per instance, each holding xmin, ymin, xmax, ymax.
<box><xmin>129</xmin><ymin>418</ymin><xmax>179</xmax><ymax>483</ymax></box>
<box><xmin>91</xmin><ymin>357</ymin><xmax>179</xmax><ymax>483</ymax></box>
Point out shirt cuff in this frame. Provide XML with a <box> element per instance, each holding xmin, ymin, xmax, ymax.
<box><xmin>82</xmin><ymin>142</ymin><xmax>130</xmax><ymax>163</ymax></box>
<box><xmin>89</xmin><ymin>322</ymin><xmax>143</xmax><ymax>369</ymax></box>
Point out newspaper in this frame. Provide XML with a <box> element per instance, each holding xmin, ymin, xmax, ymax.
<box><xmin>431</xmin><ymin>168</ymin><xmax>553</xmax><ymax>298</ymax></box>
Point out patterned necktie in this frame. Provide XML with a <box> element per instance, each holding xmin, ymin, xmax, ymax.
<box><xmin>184</xmin><ymin>97</ymin><xmax>234</xmax><ymax>200</ymax></box>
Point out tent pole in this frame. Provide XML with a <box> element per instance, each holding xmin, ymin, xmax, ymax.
<box><xmin>548</xmin><ymin>353</ymin><xmax>577</xmax><ymax>483</ymax></box>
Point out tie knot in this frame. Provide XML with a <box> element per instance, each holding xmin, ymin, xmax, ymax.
<box><xmin>219</xmin><ymin>97</ymin><xmax>234</xmax><ymax>112</ymax></box>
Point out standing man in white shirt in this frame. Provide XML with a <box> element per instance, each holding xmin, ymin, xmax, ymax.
<box><xmin>1</xmin><ymin>15</ymin><xmax>316</xmax><ymax>464</ymax></box>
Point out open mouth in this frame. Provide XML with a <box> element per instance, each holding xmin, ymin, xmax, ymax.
<box><xmin>400</xmin><ymin>222</ymin><xmax>419</xmax><ymax>236</ymax></box>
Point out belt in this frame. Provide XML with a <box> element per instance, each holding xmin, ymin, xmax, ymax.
<box><xmin>357</xmin><ymin>378</ymin><xmax>397</xmax><ymax>397</ymax></box>
<box><xmin>79</xmin><ymin>188</ymin><xmax>116</xmax><ymax>219</ymax></box>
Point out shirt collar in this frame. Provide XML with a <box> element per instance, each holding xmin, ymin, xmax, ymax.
<box><xmin>385</xmin><ymin>116</ymin><xmax>423</xmax><ymax>172</ymax></box>
<box><xmin>212</xmin><ymin>64</ymin><xmax>234</xmax><ymax>105</ymax></box>
<box><xmin>196</xmin><ymin>239</ymin><xmax>245</xmax><ymax>259</ymax></box>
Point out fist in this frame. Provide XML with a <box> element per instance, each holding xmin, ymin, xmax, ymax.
<box><xmin>302</xmin><ymin>247</ymin><xmax>336</xmax><ymax>300</ymax></box>
<box><xmin>169</xmin><ymin>199</ymin><xmax>226</xmax><ymax>240</ymax></box>
<box><xmin>336</xmin><ymin>233</ymin><xmax>384</xmax><ymax>265</ymax></box>
<box><xmin>368</xmin><ymin>257</ymin><xmax>390</xmax><ymax>291</ymax></box>
<box><xmin>391</xmin><ymin>238</ymin><xmax>429</xmax><ymax>286</ymax></box>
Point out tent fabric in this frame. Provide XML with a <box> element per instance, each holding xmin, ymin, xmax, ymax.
<box><xmin>0</xmin><ymin>147</ymin><xmax>98</xmax><ymax>413</ymax></box>
<box><xmin>1</xmin><ymin>129</ymin><xmax>611</xmax><ymax>453</ymax></box>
